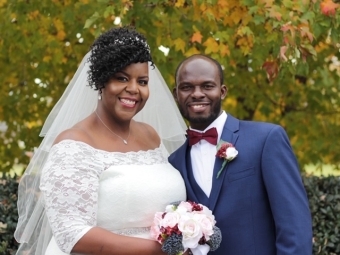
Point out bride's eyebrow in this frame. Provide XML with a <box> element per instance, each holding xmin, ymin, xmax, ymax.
<box><xmin>115</xmin><ymin>71</ymin><xmax>129</xmax><ymax>76</ymax></box>
<box><xmin>138</xmin><ymin>75</ymin><xmax>149</xmax><ymax>79</ymax></box>
<box><xmin>116</xmin><ymin>71</ymin><xmax>149</xmax><ymax>79</ymax></box>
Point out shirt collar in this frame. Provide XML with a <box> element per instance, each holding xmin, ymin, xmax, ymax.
<box><xmin>189</xmin><ymin>111</ymin><xmax>227</xmax><ymax>142</ymax></box>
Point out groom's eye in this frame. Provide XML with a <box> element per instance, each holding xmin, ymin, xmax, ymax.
<box><xmin>180</xmin><ymin>85</ymin><xmax>192</xmax><ymax>91</ymax></box>
<box><xmin>203</xmin><ymin>84</ymin><xmax>214</xmax><ymax>89</ymax></box>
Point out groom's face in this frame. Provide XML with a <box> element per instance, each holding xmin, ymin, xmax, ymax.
<box><xmin>173</xmin><ymin>56</ymin><xmax>227</xmax><ymax>131</ymax></box>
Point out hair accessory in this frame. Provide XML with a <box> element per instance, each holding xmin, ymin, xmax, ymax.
<box><xmin>95</xmin><ymin>110</ymin><xmax>130</xmax><ymax>144</ymax></box>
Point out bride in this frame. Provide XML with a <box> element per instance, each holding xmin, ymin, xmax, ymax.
<box><xmin>14</xmin><ymin>26</ymin><xmax>187</xmax><ymax>255</ymax></box>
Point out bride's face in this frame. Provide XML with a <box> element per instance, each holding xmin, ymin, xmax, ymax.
<box><xmin>101</xmin><ymin>62</ymin><xmax>149</xmax><ymax>122</ymax></box>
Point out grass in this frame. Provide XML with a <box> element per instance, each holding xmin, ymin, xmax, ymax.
<box><xmin>304</xmin><ymin>164</ymin><xmax>340</xmax><ymax>177</ymax></box>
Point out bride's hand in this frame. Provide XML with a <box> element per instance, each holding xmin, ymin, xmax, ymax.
<box><xmin>183</xmin><ymin>249</ymin><xmax>192</xmax><ymax>255</ymax></box>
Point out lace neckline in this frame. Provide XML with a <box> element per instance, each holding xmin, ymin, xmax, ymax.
<box><xmin>53</xmin><ymin>139</ymin><xmax>162</xmax><ymax>155</ymax></box>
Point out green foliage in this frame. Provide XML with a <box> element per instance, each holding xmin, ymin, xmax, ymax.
<box><xmin>0</xmin><ymin>175</ymin><xmax>19</xmax><ymax>255</ymax></box>
<box><xmin>0</xmin><ymin>0</ymin><xmax>340</xmax><ymax>173</ymax></box>
<box><xmin>1</xmin><ymin>174</ymin><xmax>340</xmax><ymax>254</ymax></box>
<box><xmin>303</xmin><ymin>175</ymin><xmax>340</xmax><ymax>254</ymax></box>
<box><xmin>0</xmin><ymin>0</ymin><xmax>98</xmax><ymax>172</ymax></box>
<box><xmin>86</xmin><ymin>0</ymin><xmax>340</xmax><ymax>169</ymax></box>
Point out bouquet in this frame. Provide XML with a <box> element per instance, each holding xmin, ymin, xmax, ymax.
<box><xmin>151</xmin><ymin>201</ymin><xmax>222</xmax><ymax>255</ymax></box>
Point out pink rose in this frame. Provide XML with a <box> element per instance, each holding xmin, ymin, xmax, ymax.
<box><xmin>150</xmin><ymin>211</ymin><xmax>163</xmax><ymax>241</ymax></box>
<box><xmin>150</xmin><ymin>225</ymin><xmax>161</xmax><ymax>241</ymax></box>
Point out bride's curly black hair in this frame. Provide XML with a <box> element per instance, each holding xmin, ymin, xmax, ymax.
<box><xmin>87</xmin><ymin>26</ymin><xmax>154</xmax><ymax>91</ymax></box>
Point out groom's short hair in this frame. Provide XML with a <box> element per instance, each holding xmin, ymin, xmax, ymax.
<box><xmin>174</xmin><ymin>54</ymin><xmax>224</xmax><ymax>86</ymax></box>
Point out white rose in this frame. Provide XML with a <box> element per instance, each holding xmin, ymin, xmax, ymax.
<box><xmin>193</xmin><ymin>213</ymin><xmax>214</xmax><ymax>240</ymax></box>
<box><xmin>178</xmin><ymin>215</ymin><xmax>203</xmax><ymax>249</ymax></box>
<box><xmin>177</xmin><ymin>201</ymin><xmax>193</xmax><ymax>213</ymax></box>
<box><xmin>199</xmin><ymin>205</ymin><xmax>214</xmax><ymax>218</ymax></box>
<box><xmin>165</xmin><ymin>204</ymin><xmax>176</xmax><ymax>212</ymax></box>
<box><xmin>161</xmin><ymin>211</ymin><xmax>180</xmax><ymax>228</ymax></box>
<box><xmin>226</xmin><ymin>147</ymin><xmax>238</xmax><ymax>161</ymax></box>
<box><xmin>193</xmin><ymin>205</ymin><xmax>215</xmax><ymax>220</ymax></box>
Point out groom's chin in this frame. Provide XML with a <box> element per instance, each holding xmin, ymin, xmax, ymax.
<box><xmin>186</xmin><ymin>114</ymin><xmax>218</xmax><ymax>126</ymax></box>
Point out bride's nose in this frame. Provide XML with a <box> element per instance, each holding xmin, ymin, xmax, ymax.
<box><xmin>125</xmin><ymin>79</ymin><xmax>139</xmax><ymax>94</ymax></box>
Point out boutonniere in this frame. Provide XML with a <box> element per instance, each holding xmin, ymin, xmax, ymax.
<box><xmin>215</xmin><ymin>140</ymin><xmax>238</xmax><ymax>178</ymax></box>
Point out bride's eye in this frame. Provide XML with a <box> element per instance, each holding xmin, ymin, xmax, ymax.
<box><xmin>138</xmin><ymin>79</ymin><xmax>148</xmax><ymax>86</ymax></box>
<box><xmin>116</xmin><ymin>76</ymin><xmax>128</xmax><ymax>82</ymax></box>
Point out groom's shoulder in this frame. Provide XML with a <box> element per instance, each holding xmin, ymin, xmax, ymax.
<box><xmin>237</xmin><ymin>119</ymin><xmax>287</xmax><ymax>139</ymax></box>
<box><xmin>225</xmin><ymin>114</ymin><xmax>282</xmax><ymax>136</ymax></box>
<box><xmin>227</xmin><ymin>114</ymin><xmax>279</xmax><ymax>132</ymax></box>
<box><xmin>169</xmin><ymin>142</ymin><xmax>187</xmax><ymax>162</ymax></box>
<box><xmin>240</xmin><ymin>119</ymin><xmax>278</xmax><ymax>129</ymax></box>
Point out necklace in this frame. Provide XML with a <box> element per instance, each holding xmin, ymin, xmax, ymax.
<box><xmin>95</xmin><ymin>111</ymin><xmax>130</xmax><ymax>145</ymax></box>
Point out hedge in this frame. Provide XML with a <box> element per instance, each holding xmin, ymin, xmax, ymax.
<box><xmin>0</xmin><ymin>175</ymin><xmax>18</xmax><ymax>255</ymax></box>
<box><xmin>1</xmin><ymin>174</ymin><xmax>339</xmax><ymax>255</ymax></box>
<box><xmin>303</xmin><ymin>175</ymin><xmax>340</xmax><ymax>254</ymax></box>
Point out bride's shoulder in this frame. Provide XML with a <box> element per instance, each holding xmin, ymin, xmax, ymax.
<box><xmin>54</xmin><ymin>128</ymin><xmax>90</xmax><ymax>143</ymax></box>
<box><xmin>53</xmin><ymin>125</ymin><xmax>94</xmax><ymax>147</ymax></box>
<box><xmin>133</xmin><ymin>121</ymin><xmax>160</xmax><ymax>143</ymax></box>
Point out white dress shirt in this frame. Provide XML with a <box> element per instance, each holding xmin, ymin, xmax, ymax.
<box><xmin>189</xmin><ymin>111</ymin><xmax>227</xmax><ymax>197</ymax></box>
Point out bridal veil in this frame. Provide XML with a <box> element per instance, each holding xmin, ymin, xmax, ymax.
<box><xmin>14</xmin><ymin>52</ymin><xmax>187</xmax><ymax>254</ymax></box>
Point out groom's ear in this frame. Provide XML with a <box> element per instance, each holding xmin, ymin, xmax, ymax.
<box><xmin>221</xmin><ymin>84</ymin><xmax>228</xmax><ymax>100</ymax></box>
<box><xmin>172</xmin><ymin>87</ymin><xmax>178</xmax><ymax>102</ymax></box>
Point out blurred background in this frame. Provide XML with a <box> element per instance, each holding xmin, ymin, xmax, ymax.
<box><xmin>0</xmin><ymin>0</ymin><xmax>339</xmax><ymax>254</ymax></box>
<box><xmin>1</xmin><ymin>0</ymin><xmax>340</xmax><ymax>176</ymax></box>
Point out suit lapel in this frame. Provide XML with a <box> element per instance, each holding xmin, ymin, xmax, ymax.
<box><xmin>209</xmin><ymin>114</ymin><xmax>240</xmax><ymax>212</ymax></box>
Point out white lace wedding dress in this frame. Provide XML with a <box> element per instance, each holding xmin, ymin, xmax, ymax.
<box><xmin>40</xmin><ymin>140</ymin><xmax>186</xmax><ymax>255</ymax></box>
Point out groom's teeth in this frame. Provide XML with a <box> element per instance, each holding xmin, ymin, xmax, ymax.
<box><xmin>192</xmin><ymin>105</ymin><xmax>205</xmax><ymax>109</ymax></box>
<box><xmin>121</xmin><ymin>99</ymin><xmax>136</xmax><ymax>106</ymax></box>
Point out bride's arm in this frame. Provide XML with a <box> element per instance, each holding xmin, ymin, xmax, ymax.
<box><xmin>40</xmin><ymin>140</ymin><xmax>165</xmax><ymax>255</ymax></box>
<box><xmin>73</xmin><ymin>227</ymin><xmax>165</xmax><ymax>255</ymax></box>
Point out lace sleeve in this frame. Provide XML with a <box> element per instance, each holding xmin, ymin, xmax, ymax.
<box><xmin>40</xmin><ymin>140</ymin><xmax>104</xmax><ymax>253</ymax></box>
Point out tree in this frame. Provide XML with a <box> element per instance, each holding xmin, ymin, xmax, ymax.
<box><xmin>0</xmin><ymin>0</ymin><xmax>339</xmax><ymax>173</ymax></box>
<box><xmin>0</xmin><ymin>0</ymin><xmax>96</xmax><ymax>172</ymax></box>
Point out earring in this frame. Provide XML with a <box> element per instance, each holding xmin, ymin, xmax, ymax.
<box><xmin>98</xmin><ymin>89</ymin><xmax>102</xmax><ymax>100</ymax></box>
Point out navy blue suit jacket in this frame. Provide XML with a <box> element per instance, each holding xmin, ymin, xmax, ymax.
<box><xmin>168</xmin><ymin>114</ymin><xmax>312</xmax><ymax>255</ymax></box>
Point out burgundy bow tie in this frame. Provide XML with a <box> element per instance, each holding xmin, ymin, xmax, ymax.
<box><xmin>186</xmin><ymin>127</ymin><xmax>218</xmax><ymax>146</ymax></box>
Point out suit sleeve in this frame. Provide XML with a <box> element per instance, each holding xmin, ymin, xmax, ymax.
<box><xmin>261</xmin><ymin>125</ymin><xmax>313</xmax><ymax>255</ymax></box>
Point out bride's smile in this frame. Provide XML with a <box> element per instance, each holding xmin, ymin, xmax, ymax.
<box><xmin>101</xmin><ymin>62</ymin><xmax>150</xmax><ymax>122</ymax></box>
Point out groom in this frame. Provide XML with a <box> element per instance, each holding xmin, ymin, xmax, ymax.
<box><xmin>169</xmin><ymin>54</ymin><xmax>313</xmax><ymax>255</ymax></box>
